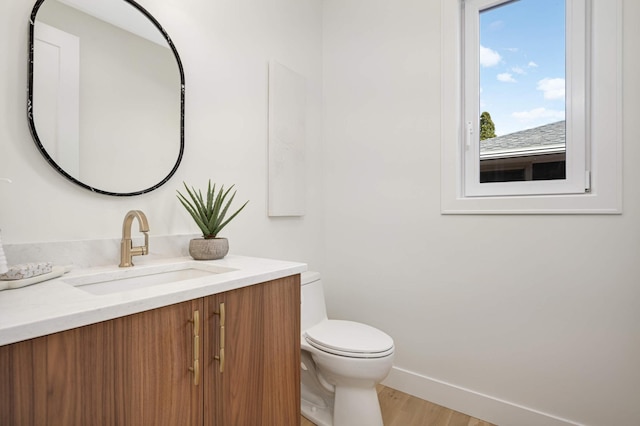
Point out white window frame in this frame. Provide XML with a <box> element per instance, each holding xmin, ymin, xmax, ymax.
<box><xmin>441</xmin><ymin>0</ymin><xmax>622</xmax><ymax>214</ymax></box>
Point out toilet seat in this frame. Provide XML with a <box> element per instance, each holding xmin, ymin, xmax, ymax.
<box><xmin>304</xmin><ymin>320</ymin><xmax>394</xmax><ymax>359</ymax></box>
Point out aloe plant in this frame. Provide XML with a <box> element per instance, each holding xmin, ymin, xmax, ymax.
<box><xmin>177</xmin><ymin>181</ymin><xmax>249</xmax><ymax>239</ymax></box>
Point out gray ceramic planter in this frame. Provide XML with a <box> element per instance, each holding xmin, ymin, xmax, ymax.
<box><xmin>189</xmin><ymin>237</ymin><xmax>229</xmax><ymax>260</ymax></box>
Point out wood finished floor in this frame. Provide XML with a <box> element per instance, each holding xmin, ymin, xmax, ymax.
<box><xmin>301</xmin><ymin>385</ymin><xmax>496</xmax><ymax>426</ymax></box>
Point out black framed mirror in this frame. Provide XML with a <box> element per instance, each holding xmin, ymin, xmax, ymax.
<box><xmin>28</xmin><ymin>0</ymin><xmax>184</xmax><ymax>196</ymax></box>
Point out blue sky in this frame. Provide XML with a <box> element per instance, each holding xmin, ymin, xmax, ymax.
<box><xmin>480</xmin><ymin>0</ymin><xmax>565</xmax><ymax>136</ymax></box>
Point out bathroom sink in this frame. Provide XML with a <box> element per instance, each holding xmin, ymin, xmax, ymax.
<box><xmin>62</xmin><ymin>262</ymin><xmax>235</xmax><ymax>295</ymax></box>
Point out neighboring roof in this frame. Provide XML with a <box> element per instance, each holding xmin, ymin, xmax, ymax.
<box><xmin>480</xmin><ymin>120</ymin><xmax>566</xmax><ymax>160</ymax></box>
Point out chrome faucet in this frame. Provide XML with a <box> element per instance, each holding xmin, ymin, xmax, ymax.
<box><xmin>119</xmin><ymin>210</ymin><xmax>149</xmax><ymax>267</ymax></box>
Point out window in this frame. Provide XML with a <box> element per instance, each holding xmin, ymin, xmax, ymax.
<box><xmin>441</xmin><ymin>0</ymin><xmax>622</xmax><ymax>214</ymax></box>
<box><xmin>465</xmin><ymin>0</ymin><xmax>586</xmax><ymax>197</ymax></box>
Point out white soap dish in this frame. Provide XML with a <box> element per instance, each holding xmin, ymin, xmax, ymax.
<box><xmin>0</xmin><ymin>265</ymin><xmax>71</xmax><ymax>291</ymax></box>
<box><xmin>0</xmin><ymin>262</ymin><xmax>53</xmax><ymax>280</ymax></box>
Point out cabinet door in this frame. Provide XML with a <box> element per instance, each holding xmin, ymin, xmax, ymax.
<box><xmin>46</xmin><ymin>319</ymin><xmax>119</xmax><ymax>424</ymax></box>
<box><xmin>0</xmin><ymin>336</ymin><xmax>48</xmax><ymax>425</ymax></box>
<box><xmin>0</xmin><ymin>299</ymin><xmax>203</xmax><ymax>426</ymax></box>
<box><xmin>118</xmin><ymin>299</ymin><xmax>204</xmax><ymax>425</ymax></box>
<box><xmin>204</xmin><ymin>275</ymin><xmax>301</xmax><ymax>426</ymax></box>
<box><xmin>0</xmin><ymin>319</ymin><xmax>119</xmax><ymax>425</ymax></box>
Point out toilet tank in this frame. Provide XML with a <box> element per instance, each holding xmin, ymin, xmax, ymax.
<box><xmin>301</xmin><ymin>271</ymin><xmax>328</xmax><ymax>332</ymax></box>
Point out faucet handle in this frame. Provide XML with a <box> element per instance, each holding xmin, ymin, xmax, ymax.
<box><xmin>141</xmin><ymin>231</ymin><xmax>149</xmax><ymax>255</ymax></box>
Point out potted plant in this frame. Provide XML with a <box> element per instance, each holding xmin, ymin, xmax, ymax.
<box><xmin>177</xmin><ymin>180</ymin><xmax>249</xmax><ymax>260</ymax></box>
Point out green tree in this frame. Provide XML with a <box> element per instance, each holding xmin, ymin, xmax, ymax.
<box><xmin>480</xmin><ymin>111</ymin><xmax>496</xmax><ymax>140</ymax></box>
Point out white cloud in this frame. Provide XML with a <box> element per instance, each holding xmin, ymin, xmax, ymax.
<box><xmin>511</xmin><ymin>66</ymin><xmax>525</xmax><ymax>75</ymax></box>
<box><xmin>497</xmin><ymin>73</ymin><xmax>516</xmax><ymax>83</ymax></box>
<box><xmin>528</xmin><ymin>61</ymin><xmax>538</xmax><ymax>68</ymax></box>
<box><xmin>489</xmin><ymin>20</ymin><xmax>504</xmax><ymax>31</ymax></box>
<box><xmin>480</xmin><ymin>45</ymin><xmax>501</xmax><ymax>67</ymax></box>
<box><xmin>537</xmin><ymin>78</ymin><xmax>565</xmax><ymax>100</ymax></box>
<box><xmin>512</xmin><ymin>107</ymin><xmax>565</xmax><ymax>123</ymax></box>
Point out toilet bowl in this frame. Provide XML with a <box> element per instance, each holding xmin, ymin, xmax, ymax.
<box><xmin>301</xmin><ymin>271</ymin><xmax>394</xmax><ymax>426</ymax></box>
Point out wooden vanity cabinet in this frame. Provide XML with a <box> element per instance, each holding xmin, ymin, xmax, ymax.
<box><xmin>0</xmin><ymin>275</ymin><xmax>301</xmax><ymax>426</ymax></box>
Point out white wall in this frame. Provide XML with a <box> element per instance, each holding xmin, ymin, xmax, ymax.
<box><xmin>322</xmin><ymin>1</ymin><xmax>640</xmax><ymax>425</ymax></box>
<box><xmin>0</xmin><ymin>0</ymin><xmax>324</xmax><ymax>268</ymax></box>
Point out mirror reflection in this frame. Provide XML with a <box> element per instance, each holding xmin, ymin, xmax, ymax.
<box><xmin>29</xmin><ymin>0</ymin><xmax>184</xmax><ymax>196</ymax></box>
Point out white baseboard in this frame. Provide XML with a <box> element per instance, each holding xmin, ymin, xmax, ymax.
<box><xmin>381</xmin><ymin>366</ymin><xmax>582</xmax><ymax>426</ymax></box>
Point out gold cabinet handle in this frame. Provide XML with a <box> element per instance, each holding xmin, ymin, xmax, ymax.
<box><xmin>190</xmin><ymin>358</ymin><xmax>200</xmax><ymax>386</ymax></box>
<box><xmin>213</xmin><ymin>302</ymin><xmax>225</xmax><ymax>373</ymax></box>
<box><xmin>188</xmin><ymin>310</ymin><xmax>200</xmax><ymax>385</ymax></box>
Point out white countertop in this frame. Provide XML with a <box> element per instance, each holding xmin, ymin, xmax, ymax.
<box><xmin>0</xmin><ymin>255</ymin><xmax>306</xmax><ymax>346</ymax></box>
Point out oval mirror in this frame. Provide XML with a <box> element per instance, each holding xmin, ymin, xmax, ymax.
<box><xmin>28</xmin><ymin>0</ymin><xmax>184</xmax><ymax>196</ymax></box>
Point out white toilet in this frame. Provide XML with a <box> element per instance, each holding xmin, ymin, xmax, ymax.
<box><xmin>300</xmin><ymin>271</ymin><xmax>395</xmax><ymax>426</ymax></box>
